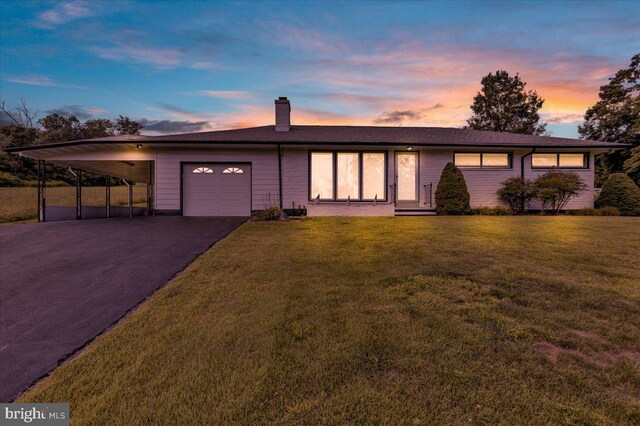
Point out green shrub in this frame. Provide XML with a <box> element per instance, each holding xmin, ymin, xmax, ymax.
<box><xmin>435</xmin><ymin>162</ymin><xmax>470</xmax><ymax>215</ymax></box>
<box><xmin>252</xmin><ymin>205</ymin><xmax>286</xmax><ymax>221</ymax></box>
<box><xmin>595</xmin><ymin>173</ymin><xmax>640</xmax><ymax>216</ymax></box>
<box><xmin>470</xmin><ymin>206</ymin><xmax>512</xmax><ymax>215</ymax></box>
<box><xmin>496</xmin><ymin>176</ymin><xmax>537</xmax><ymax>214</ymax></box>
<box><xmin>0</xmin><ymin>172</ymin><xmax>27</xmax><ymax>187</ymax></box>
<box><xmin>534</xmin><ymin>170</ymin><xmax>587</xmax><ymax>214</ymax></box>
<box><xmin>568</xmin><ymin>207</ymin><xmax>621</xmax><ymax>216</ymax></box>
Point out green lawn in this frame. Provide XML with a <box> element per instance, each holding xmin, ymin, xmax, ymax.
<box><xmin>0</xmin><ymin>186</ymin><xmax>148</xmax><ymax>223</ymax></box>
<box><xmin>20</xmin><ymin>217</ymin><xmax>640</xmax><ymax>424</ymax></box>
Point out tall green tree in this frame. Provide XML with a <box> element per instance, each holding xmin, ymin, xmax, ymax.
<box><xmin>578</xmin><ymin>53</ymin><xmax>640</xmax><ymax>186</ymax></box>
<box><xmin>466</xmin><ymin>70</ymin><xmax>547</xmax><ymax>135</ymax></box>
<box><xmin>624</xmin><ymin>147</ymin><xmax>640</xmax><ymax>185</ymax></box>
<box><xmin>115</xmin><ymin>115</ymin><xmax>143</xmax><ymax>135</ymax></box>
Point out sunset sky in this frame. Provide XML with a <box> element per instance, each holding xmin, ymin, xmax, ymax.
<box><xmin>1</xmin><ymin>0</ymin><xmax>638</xmax><ymax>138</ymax></box>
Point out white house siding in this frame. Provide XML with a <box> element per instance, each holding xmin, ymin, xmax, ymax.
<box><xmin>419</xmin><ymin>149</ymin><xmax>450</xmax><ymax>207</ymax></box>
<box><xmin>419</xmin><ymin>149</ymin><xmax>595</xmax><ymax>209</ymax></box>
<box><xmin>419</xmin><ymin>149</ymin><xmax>522</xmax><ymax>208</ymax></box>
<box><xmin>154</xmin><ymin>147</ymin><xmax>280</xmax><ymax>212</ymax></box>
<box><xmin>153</xmin><ymin>146</ymin><xmax>595</xmax><ymax>214</ymax></box>
<box><xmin>524</xmin><ymin>152</ymin><xmax>595</xmax><ymax>209</ymax></box>
<box><xmin>281</xmin><ymin>147</ymin><xmax>308</xmax><ymax>210</ymax></box>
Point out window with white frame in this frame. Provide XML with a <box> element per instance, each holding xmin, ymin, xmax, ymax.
<box><xmin>310</xmin><ymin>152</ymin><xmax>334</xmax><ymax>199</ymax></box>
<box><xmin>531</xmin><ymin>153</ymin><xmax>588</xmax><ymax>168</ymax></box>
<box><xmin>454</xmin><ymin>153</ymin><xmax>511</xmax><ymax>168</ymax></box>
<box><xmin>362</xmin><ymin>153</ymin><xmax>386</xmax><ymax>200</ymax></box>
<box><xmin>310</xmin><ymin>152</ymin><xmax>386</xmax><ymax>201</ymax></box>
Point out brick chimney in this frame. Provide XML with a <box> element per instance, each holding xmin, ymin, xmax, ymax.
<box><xmin>275</xmin><ymin>97</ymin><xmax>290</xmax><ymax>132</ymax></box>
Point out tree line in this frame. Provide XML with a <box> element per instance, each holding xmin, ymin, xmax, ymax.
<box><xmin>0</xmin><ymin>106</ymin><xmax>143</xmax><ymax>186</ymax></box>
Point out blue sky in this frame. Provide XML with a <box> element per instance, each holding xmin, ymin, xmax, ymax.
<box><xmin>1</xmin><ymin>0</ymin><xmax>638</xmax><ymax>137</ymax></box>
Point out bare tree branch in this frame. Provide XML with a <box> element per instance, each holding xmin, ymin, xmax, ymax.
<box><xmin>17</xmin><ymin>98</ymin><xmax>38</xmax><ymax>128</ymax></box>
<box><xmin>0</xmin><ymin>100</ymin><xmax>22</xmax><ymax>126</ymax></box>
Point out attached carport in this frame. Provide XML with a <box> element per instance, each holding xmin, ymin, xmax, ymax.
<box><xmin>7</xmin><ymin>135</ymin><xmax>155</xmax><ymax>222</ymax></box>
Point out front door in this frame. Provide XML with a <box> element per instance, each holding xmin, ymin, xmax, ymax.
<box><xmin>395</xmin><ymin>152</ymin><xmax>418</xmax><ymax>204</ymax></box>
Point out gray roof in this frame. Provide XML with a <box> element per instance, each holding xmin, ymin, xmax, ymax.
<box><xmin>6</xmin><ymin>125</ymin><xmax>630</xmax><ymax>152</ymax></box>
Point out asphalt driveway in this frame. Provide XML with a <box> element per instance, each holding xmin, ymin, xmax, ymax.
<box><xmin>0</xmin><ymin>216</ymin><xmax>246</xmax><ymax>402</ymax></box>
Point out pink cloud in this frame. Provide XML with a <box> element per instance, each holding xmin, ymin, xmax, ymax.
<box><xmin>198</xmin><ymin>90</ymin><xmax>256</xmax><ymax>99</ymax></box>
<box><xmin>36</xmin><ymin>1</ymin><xmax>95</xmax><ymax>28</ymax></box>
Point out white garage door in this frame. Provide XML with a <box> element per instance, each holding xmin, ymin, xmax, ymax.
<box><xmin>182</xmin><ymin>163</ymin><xmax>251</xmax><ymax>216</ymax></box>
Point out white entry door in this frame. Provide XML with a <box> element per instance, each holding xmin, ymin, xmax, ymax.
<box><xmin>182</xmin><ymin>164</ymin><xmax>251</xmax><ymax>216</ymax></box>
<box><xmin>396</xmin><ymin>152</ymin><xmax>418</xmax><ymax>203</ymax></box>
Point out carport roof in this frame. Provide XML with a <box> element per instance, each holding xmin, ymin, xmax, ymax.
<box><xmin>5</xmin><ymin>124</ymin><xmax>631</xmax><ymax>153</ymax></box>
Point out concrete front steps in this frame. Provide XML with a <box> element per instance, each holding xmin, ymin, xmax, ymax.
<box><xmin>394</xmin><ymin>207</ymin><xmax>437</xmax><ymax>216</ymax></box>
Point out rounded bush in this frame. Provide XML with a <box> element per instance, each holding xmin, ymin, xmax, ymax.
<box><xmin>252</xmin><ymin>205</ymin><xmax>285</xmax><ymax>221</ymax></box>
<box><xmin>595</xmin><ymin>173</ymin><xmax>640</xmax><ymax>216</ymax></box>
<box><xmin>496</xmin><ymin>176</ymin><xmax>537</xmax><ymax>214</ymax></box>
<box><xmin>435</xmin><ymin>162</ymin><xmax>470</xmax><ymax>215</ymax></box>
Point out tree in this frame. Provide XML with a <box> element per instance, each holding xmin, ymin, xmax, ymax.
<box><xmin>466</xmin><ymin>70</ymin><xmax>547</xmax><ymax>135</ymax></box>
<box><xmin>38</xmin><ymin>113</ymin><xmax>84</xmax><ymax>144</ymax></box>
<box><xmin>496</xmin><ymin>176</ymin><xmax>537</xmax><ymax>214</ymax></box>
<box><xmin>0</xmin><ymin>125</ymin><xmax>41</xmax><ymax>183</ymax></box>
<box><xmin>83</xmin><ymin>118</ymin><xmax>115</xmax><ymax>139</ymax></box>
<box><xmin>578</xmin><ymin>53</ymin><xmax>640</xmax><ymax>186</ymax></box>
<box><xmin>534</xmin><ymin>170</ymin><xmax>587</xmax><ymax>214</ymax></box>
<box><xmin>115</xmin><ymin>115</ymin><xmax>143</xmax><ymax>135</ymax></box>
<box><xmin>595</xmin><ymin>173</ymin><xmax>640</xmax><ymax>215</ymax></box>
<box><xmin>435</xmin><ymin>162</ymin><xmax>470</xmax><ymax>215</ymax></box>
<box><xmin>624</xmin><ymin>146</ymin><xmax>640</xmax><ymax>185</ymax></box>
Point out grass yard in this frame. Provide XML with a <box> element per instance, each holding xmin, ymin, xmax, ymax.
<box><xmin>0</xmin><ymin>186</ymin><xmax>147</xmax><ymax>223</ymax></box>
<box><xmin>20</xmin><ymin>217</ymin><xmax>640</xmax><ymax>424</ymax></box>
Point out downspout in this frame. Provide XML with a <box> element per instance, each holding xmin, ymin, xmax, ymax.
<box><xmin>521</xmin><ymin>148</ymin><xmax>536</xmax><ymax>179</ymax></box>
<box><xmin>520</xmin><ymin>148</ymin><xmax>536</xmax><ymax>212</ymax></box>
<box><xmin>277</xmin><ymin>144</ymin><xmax>283</xmax><ymax>209</ymax></box>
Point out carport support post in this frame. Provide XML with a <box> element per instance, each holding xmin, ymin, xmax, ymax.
<box><xmin>147</xmin><ymin>164</ymin><xmax>154</xmax><ymax>215</ymax></box>
<box><xmin>37</xmin><ymin>160</ymin><xmax>46</xmax><ymax>222</ymax></box>
<box><xmin>76</xmin><ymin>169</ymin><xmax>82</xmax><ymax>220</ymax></box>
<box><xmin>122</xmin><ymin>179</ymin><xmax>133</xmax><ymax>218</ymax></box>
<box><xmin>105</xmin><ymin>175</ymin><xmax>111</xmax><ymax>218</ymax></box>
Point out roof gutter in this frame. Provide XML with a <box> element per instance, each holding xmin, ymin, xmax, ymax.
<box><xmin>4</xmin><ymin>140</ymin><xmax>633</xmax><ymax>153</ymax></box>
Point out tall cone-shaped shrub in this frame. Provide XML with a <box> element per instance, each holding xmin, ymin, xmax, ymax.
<box><xmin>435</xmin><ymin>162</ymin><xmax>470</xmax><ymax>215</ymax></box>
<box><xmin>595</xmin><ymin>173</ymin><xmax>640</xmax><ymax>215</ymax></box>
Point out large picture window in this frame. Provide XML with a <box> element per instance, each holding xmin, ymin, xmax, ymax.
<box><xmin>337</xmin><ymin>153</ymin><xmax>360</xmax><ymax>199</ymax></box>
<box><xmin>454</xmin><ymin>152</ymin><xmax>511</xmax><ymax>168</ymax></box>
<box><xmin>310</xmin><ymin>152</ymin><xmax>334</xmax><ymax>199</ymax></box>
<box><xmin>532</xmin><ymin>153</ymin><xmax>588</xmax><ymax>169</ymax></box>
<box><xmin>310</xmin><ymin>152</ymin><xmax>386</xmax><ymax>201</ymax></box>
<box><xmin>362</xmin><ymin>153</ymin><xmax>386</xmax><ymax>200</ymax></box>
